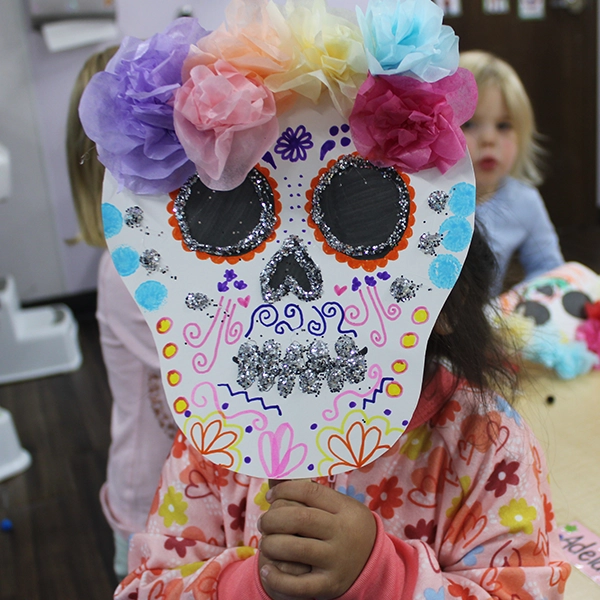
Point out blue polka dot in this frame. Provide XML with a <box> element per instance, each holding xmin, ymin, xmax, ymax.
<box><xmin>111</xmin><ymin>246</ymin><xmax>139</xmax><ymax>277</ymax></box>
<box><xmin>135</xmin><ymin>280</ymin><xmax>168</xmax><ymax>312</ymax></box>
<box><xmin>440</xmin><ymin>217</ymin><xmax>473</xmax><ymax>253</ymax></box>
<box><xmin>429</xmin><ymin>255</ymin><xmax>462</xmax><ymax>289</ymax></box>
<box><xmin>102</xmin><ymin>203</ymin><xmax>123</xmax><ymax>238</ymax></box>
<box><xmin>448</xmin><ymin>182</ymin><xmax>476</xmax><ymax>217</ymax></box>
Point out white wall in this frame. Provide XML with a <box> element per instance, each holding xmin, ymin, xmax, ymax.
<box><xmin>0</xmin><ymin>0</ymin><xmax>66</xmax><ymax>301</ymax></box>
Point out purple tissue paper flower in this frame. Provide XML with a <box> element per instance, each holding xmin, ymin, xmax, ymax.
<box><xmin>79</xmin><ymin>18</ymin><xmax>208</xmax><ymax>195</ymax></box>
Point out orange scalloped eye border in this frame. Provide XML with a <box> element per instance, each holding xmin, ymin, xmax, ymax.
<box><xmin>305</xmin><ymin>154</ymin><xmax>416</xmax><ymax>272</ymax></box>
<box><xmin>167</xmin><ymin>164</ymin><xmax>281</xmax><ymax>265</ymax></box>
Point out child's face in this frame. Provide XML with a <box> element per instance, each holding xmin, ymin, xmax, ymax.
<box><xmin>462</xmin><ymin>83</ymin><xmax>518</xmax><ymax>201</ymax></box>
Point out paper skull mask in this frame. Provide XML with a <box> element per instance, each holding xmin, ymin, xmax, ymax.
<box><xmin>81</xmin><ymin>0</ymin><xmax>478</xmax><ymax>478</ymax></box>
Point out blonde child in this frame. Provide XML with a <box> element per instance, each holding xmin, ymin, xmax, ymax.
<box><xmin>66</xmin><ymin>47</ymin><xmax>177</xmax><ymax>580</ymax></box>
<box><xmin>459</xmin><ymin>50</ymin><xmax>564</xmax><ymax>296</ymax></box>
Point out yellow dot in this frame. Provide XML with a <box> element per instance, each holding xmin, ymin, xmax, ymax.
<box><xmin>401</xmin><ymin>333</ymin><xmax>418</xmax><ymax>348</ymax></box>
<box><xmin>174</xmin><ymin>397</ymin><xmax>189</xmax><ymax>414</ymax></box>
<box><xmin>167</xmin><ymin>370</ymin><xmax>181</xmax><ymax>386</ymax></box>
<box><xmin>386</xmin><ymin>382</ymin><xmax>403</xmax><ymax>397</ymax></box>
<box><xmin>157</xmin><ymin>318</ymin><xmax>173</xmax><ymax>334</ymax></box>
<box><xmin>412</xmin><ymin>307</ymin><xmax>429</xmax><ymax>324</ymax></box>
<box><xmin>163</xmin><ymin>343</ymin><xmax>178</xmax><ymax>359</ymax></box>
<box><xmin>392</xmin><ymin>360</ymin><xmax>407</xmax><ymax>374</ymax></box>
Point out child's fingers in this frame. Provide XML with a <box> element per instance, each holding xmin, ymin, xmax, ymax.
<box><xmin>271</xmin><ymin>560</ymin><xmax>311</xmax><ymax>576</ymax></box>
<box><xmin>260</xmin><ymin>505</ymin><xmax>331</xmax><ymax>540</ymax></box>
<box><xmin>267</xmin><ymin>479</ymin><xmax>340</xmax><ymax>513</ymax></box>
<box><xmin>260</xmin><ymin>563</ymin><xmax>329</xmax><ymax>600</ymax></box>
<box><xmin>260</xmin><ymin>533</ymin><xmax>328</xmax><ymax>568</ymax></box>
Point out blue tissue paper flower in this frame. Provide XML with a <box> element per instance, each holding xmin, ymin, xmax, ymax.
<box><xmin>356</xmin><ymin>0</ymin><xmax>459</xmax><ymax>82</ymax></box>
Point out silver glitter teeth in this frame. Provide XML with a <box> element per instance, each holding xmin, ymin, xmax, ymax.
<box><xmin>390</xmin><ymin>276</ymin><xmax>422</xmax><ymax>302</ymax></box>
<box><xmin>260</xmin><ymin>235</ymin><xmax>323</xmax><ymax>304</ymax></box>
<box><xmin>234</xmin><ymin>335</ymin><xmax>367</xmax><ymax>397</ymax></box>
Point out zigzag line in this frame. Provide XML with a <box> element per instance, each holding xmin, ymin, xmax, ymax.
<box><xmin>362</xmin><ymin>377</ymin><xmax>394</xmax><ymax>410</ymax></box>
<box><xmin>218</xmin><ymin>383</ymin><xmax>282</xmax><ymax>416</ymax></box>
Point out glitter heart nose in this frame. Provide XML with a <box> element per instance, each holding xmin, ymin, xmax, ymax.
<box><xmin>260</xmin><ymin>236</ymin><xmax>323</xmax><ymax>304</ymax></box>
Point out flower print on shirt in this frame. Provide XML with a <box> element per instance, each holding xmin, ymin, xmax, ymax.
<box><xmin>404</xmin><ymin>518</ymin><xmax>437</xmax><ymax>545</ymax></box>
<box><xmin>543</xmin><ymin>494</ymin><xmax>555</xmax><ymax>533</ymax></box>
<box><xmin>172</xmin><ymin>430</ymin><xmax>188</xmax><ymax>459</ymax></box>
<box><xmin>399</xmin><ymin>424</ymin><xmax>433</xmax><ymax>460</ymax></box>
<box><xmin>254</xmin><ymin>482</ymin><xmax>270</xmax><ymax>512</ymax></box>
<box><xmin>447</xmin><ymin>579</ymin><xmax>479</xmax><ymax>600</ymax></box>
<box><xmin>367</xmin><ymin>476</ymin><xmax>403</xmax><ymax>519</ymax></box>
<box><xmin>430</xmin><ymin>398</ymin><xmax>461</xmax><ymax>427</ymax></box>
<box><xmin>499</xmin><ymin>498</ymin><xmax>537</xmax><ymax>535</ymax></box>
<box><xmin>227</xmin><ymin>497</ymin><xmax>246</xmax><ymax>531</ymax></box>
<box><xmin>164</xmin><ymin>535</ymin><xmax>197</xmax><ymax>557</ymax></box>
<box><xmin>484</xmin><ymin>459</ymin><xmax>520</xmax><ymax>498</ymax></box>
<box><xmin>443</xmin><ymin>500</ymin><xmax>487</xmax><ymax>550</ymax></box>
<box><xmin>339</xmin><ymin>485</ymin><xmax>366</xmax><ymax>503</ymax></box>
<box><xmin>186</xmin><ymin>560</ymin><xmax>222</xmax><ymax>600</ymax></box>
<box><xmin>409</xmin><ymin>446</ymin><xmax>459</xmax><ymax>509</ymax></box>
<box><xmin>158</xmin><ymin>486</ymin><xmax>189</xmax><ymax>528</ymax></box>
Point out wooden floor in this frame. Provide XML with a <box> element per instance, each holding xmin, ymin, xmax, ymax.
<box><xmin>0</xmin><ymin>221</ymin><xmax>599</xmax><ymax>600</ymax></box>
<box><xmin>0</xmin><ymin>312</ymin><xmax>119</xmax><ymax>600</ymax></box>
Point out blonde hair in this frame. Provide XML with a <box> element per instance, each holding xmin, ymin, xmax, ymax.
<box><xmin>66</xmin><ymin>46</ymin><xmax>119</xmax><ymax>248</ymax></box>
<box><xmin>459</xmin><ymin>50</ymin><xmax>544</xmax><ymax>187</ymax></box>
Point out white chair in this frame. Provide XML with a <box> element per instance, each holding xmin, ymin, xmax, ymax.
<box><xmin>0</xmin><ymin>274</ymin><xmax>82</xmax><ymax>385</ymax></box>
<box><xmin>0</xmin><ymin>406</ymin><xmax>31</xmax><ymax>482</ymax></box>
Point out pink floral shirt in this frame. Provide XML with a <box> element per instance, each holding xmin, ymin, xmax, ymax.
<box><xmin>115</xmin><ymin>367</ymin><xmax>570</xmax><ymax>600</ymax></box>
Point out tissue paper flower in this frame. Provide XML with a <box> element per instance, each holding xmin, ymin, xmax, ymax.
<box><xmin>576</xmin><ymin>318</ymin><xmax>600</xmax><ymax>364</ymax></box>
<box><xmin>79</xmin><ymin>18</ymin><xmax>207</xmax><ymax>195</ymax></box>
<box><xmin>584</xmin><ymin>300</ymin><xmax>600</xmax><ymax>321</ymax></box>
<box><xmin>184</xmin><ymin>0</ymin><xmax>295</xmax><ymax>108</ymax></box>
<box><xmin>349</xmin><ymin>68</ymin><xmax>477</xmax><ymax>173</ymax></box>
<box><xmin>264</xmin><ymin>0</ymin><xmax>368</xmax><ymax>117</ymax></box>
<box><xmin>173</xmin><ymin>59</ymin><xmax>279</xmax><ymax>191</ymax></box>
<box><xmin>357</xmin><ymin>0</ymin><xmax>459</xmax><ymax>82</ymax></box>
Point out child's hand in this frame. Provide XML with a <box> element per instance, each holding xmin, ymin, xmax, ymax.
<box><xmin>257</xmin><ymin>479</ymin><xmax>376</xmax><ymax>600</ymax></box>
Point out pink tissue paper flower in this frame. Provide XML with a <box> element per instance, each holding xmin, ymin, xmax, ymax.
<box><xmin>173</xmin><ymin>59</ymin><xmax>279</xmax><ymax>191</ymax></box>
<box><xmin>349</xmin><ymin>68</ymin><xmax>477</xmax><ymax>173</ymax></box>
<box><xmin>576</xmin><ymin>318</ymin><xmax>600</xmax><ymax>369</ymax></box>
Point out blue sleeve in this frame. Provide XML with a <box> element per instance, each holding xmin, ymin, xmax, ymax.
<box><xmin>518</xmin><ymin>187</ymin><xmax>564</xmax><ymax>281</ymax></box>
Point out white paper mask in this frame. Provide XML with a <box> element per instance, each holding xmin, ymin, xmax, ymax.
<box><xmin>84</xmin><ymin>0</ymin><xmax>478</xmax><ymax>478</ymax></box>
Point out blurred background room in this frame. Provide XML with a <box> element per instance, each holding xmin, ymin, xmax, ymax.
<box><xmin>0</xmin><ymin>0</ymin><xmax>599</xmax><ymax>598</ymax></box>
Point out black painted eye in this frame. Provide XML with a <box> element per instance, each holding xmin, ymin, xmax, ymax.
<box><xmin>562</xmin><ymin>291</ymin><xmax>591</xmax><ymax>319</ymax></box>
<box><xmin>516</xmin><ymin>300</ymin><xmax>550</xmax><ymax>326</ymax></box>
<box><xmin>311</xmin><ymin>156</ymin><xmax>411</xmax><ymax>260</ymax></box>
<box><xmin>174</xmin><ymin>170</ymin><xmax>276</xmax><ymax>256</ymax></box>
<box><xmin>535</xmin><ymin>285</ymin><xmax>554</xmax><ymax>296</ymax></box>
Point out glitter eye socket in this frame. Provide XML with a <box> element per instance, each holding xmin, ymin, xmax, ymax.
<box><xmin>311</xmin><ymin>156</ymin><xmax>411</xmax><ymax>260</ymax></box>
<box><xmin>174</xmin><ymin>169</ymin><xmax>277</xmax><ymax>256</ymax></box>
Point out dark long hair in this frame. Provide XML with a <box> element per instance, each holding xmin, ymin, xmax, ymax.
<box><xmin>425</xmin><ymin>224</ymin><xmax>517</xmax><ymax>400</ymax></box>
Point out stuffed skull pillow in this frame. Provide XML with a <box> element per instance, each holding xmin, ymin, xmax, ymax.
<box><xmin>81</xmin><ymin>0</ymin><xmax>478</xmax><ymax>479</ymax></box>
